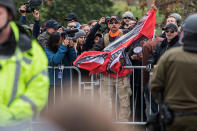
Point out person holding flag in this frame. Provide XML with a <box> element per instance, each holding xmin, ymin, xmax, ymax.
<box><xmin>88</xmin><ymin>16</ymin><xmax>131</xmax><ymax>121</ymax></box>
<box><xmin>74</xmin><ymin>6</ymin><xmax>156</xmax><ymax>121</ymax></box>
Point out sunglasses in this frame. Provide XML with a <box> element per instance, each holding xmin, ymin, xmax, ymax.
<box><xmin>165</xmin><ymin>30</ymin><xmax>175</xmax><ymax>33</ymax></box>
<box><xmin>109</xmin><ymin>21</ymin><xmax>119</xmax><ymax>24</ymax></box>
<box><xmin>123</xmin><ymin>17</ymin><xmax>132</xmax><ymax>19</ymax></box>
<box><xmin>68</xmin><ymin>25</ymin><xmax>76</xmax><ymax>28</ymax></box>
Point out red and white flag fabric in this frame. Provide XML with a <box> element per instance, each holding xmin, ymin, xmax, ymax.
<box><xmin>74</xmin><ymin>9</ymin><xmax>156</xmax><ymax>78</ymax></box>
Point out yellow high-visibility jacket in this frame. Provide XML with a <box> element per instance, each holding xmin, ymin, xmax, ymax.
<box><xmin>0</xmin><ymin>21</ymin><xmax>49</xmax><ymax>126</ymax></box>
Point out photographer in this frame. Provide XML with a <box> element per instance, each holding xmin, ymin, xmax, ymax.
<box><xmin>18</xmin><ymin>4</ymin><xmax>40</xmax><ymax>38</ymax></box>
<box><xmin>45</xmin><ymin>32</ymin><xmax>77</xmax><ymax>87</ymax></box>
<box><xmin>19</xmin><ymin>5</ymin><xmax>26</xmax><ymax>24</ymax></box>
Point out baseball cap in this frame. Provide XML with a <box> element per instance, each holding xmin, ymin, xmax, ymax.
<box><xmin>163</xmin><ymin>23</ymin><xmax>178</xmax><ymax>32</ymax></box>
<box><xmin>65</xmin><ymin>13</ymin><xmax>78</xmax><ymax>22</ymax></box>
<box><xmin>45</xmin><ymin>20</ymin><xmax>61</xmax><ymax>29</ymax></box>
<box><xmin>109</xmin><ymin>16</ymin><xmax>119</xmax><ymax>22</ymax></box>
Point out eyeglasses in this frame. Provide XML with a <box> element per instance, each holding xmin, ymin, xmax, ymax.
<box><xmin>165</xmin><ymin>30</ymin><xmax>175</xmax><ymax>33</ymax></box>
<box><xmin>68</xmin><ymin>25</ymin><xmax>76</xmax><ymax>28</ymax></box>
<box><xmin>123</xmin><ymin>17</ymin><xmax>132</xmax><ymax>19</ymax></box>
<box><xmin>109</xmin><ymin>21</ymin><xmax>119</xmax><ymax>24</ymax></box>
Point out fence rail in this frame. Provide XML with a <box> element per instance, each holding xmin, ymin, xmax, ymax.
<box><xmin>41</xmin><ymin>66</ymin><xmax>154</xmax><ymax>126</ymax></box>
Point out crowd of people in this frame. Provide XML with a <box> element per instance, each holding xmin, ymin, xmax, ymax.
<box><xmin>1</xmin><ymin>0</ymin><xmax>197</xmax><ymax>130</ymax></box>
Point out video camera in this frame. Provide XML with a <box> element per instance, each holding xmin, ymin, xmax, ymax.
<box><xmin>61</xmin><ymin>27</ymin><xmax>79</xmax><ymax>41</ymax></box>
<box><xmin>20</xmin><ymin>0</ymin><xmax>42</xmax><ymax>13</ymax></box>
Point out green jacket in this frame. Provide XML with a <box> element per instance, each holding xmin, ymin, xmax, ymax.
<box><xmin>0</xmin><ymin>21</ymin><xmax>49</xmax><ymax>126</ymax></box>
<box><xmin>150</xmin><ymin>46</ymin><xmax>197</xmax><ymax>112</ymax></box>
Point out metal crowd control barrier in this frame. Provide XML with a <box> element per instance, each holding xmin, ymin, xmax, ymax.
<box><xmin>47</xmin><ymin>66</ymin><xmax>82</xmax><ymax>104</ymax></box>
<box><xmin>94</xmin><ymin>66</ymin><xmax>150</xmax><ymax>126</ymax></box>
<box><xmin>45</xmin><ymin>65</ymin><xmax>154</xmax><ymax>126</ymax></box>
<box><xmin>95</xmin><ymin>66</ymin><xmax>153</xmax><ymax>126</ymax></box>
<box><xmin>123</xmin><ymin>66</ymin><xmax>149</xmax><ymax>125</ymax></box>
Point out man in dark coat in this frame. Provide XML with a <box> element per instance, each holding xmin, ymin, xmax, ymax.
<box><xmin>148</xmin><ymin>23</ymin><xmax>181</xmax><ymax>66</ymax></box>
<box><xmin>150</xmin><ymin>14</ymin><xmax>197</xmax><ymax>131</ymax></box>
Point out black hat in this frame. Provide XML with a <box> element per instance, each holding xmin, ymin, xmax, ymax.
<box><xmin>45</xmin><ymin>20</ymin><xmax>61</xmax><ymax>29</ymax></box>
<box><xmin>95</xmin><ymin>33</ymin><xmax>102</xmax><ymax>38</ymax></box>
<box><xmin>164</xmin><ymin>23</ymin><xmax>178</xmax><ymax>32</ymax></box>
<box><xmin>65</xmin><ymin>13</ymin><xmax>78</xmax><ymax>22</ymax></box>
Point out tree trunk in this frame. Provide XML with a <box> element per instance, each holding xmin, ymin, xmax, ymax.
<box><xmin>127</xmin><ymin>0</ymin><xmax>131</xmax><ymax>6</ymax></box>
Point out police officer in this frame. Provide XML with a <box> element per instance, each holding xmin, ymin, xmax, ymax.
<box><xmin>0</xmin><ymin>0</ymin><xmax>49</xmax><ymax>128</ymax></box>
<box><xmin>150</xmin><ymin>14</ymin><xmax>197</xmax><ymax>131</ymax></box>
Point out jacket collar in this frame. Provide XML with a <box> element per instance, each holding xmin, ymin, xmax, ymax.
<box><xmin>161</xmin><ymin>35</ymin><xmax>179</xmax><ymax>47</ymax></box>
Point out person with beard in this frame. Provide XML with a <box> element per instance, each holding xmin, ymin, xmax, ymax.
<box><xmin>90</xmin><ymin>16</ymin><xmax>131</xmax><ymax>122</ymax></box>
<box><xmin>121</xmin><ymin>11</ymin><xmax>134</xmax><ymax>29</ymax></box>
<box><xmin>120</xmin><ymin>11</ymin><xmax>136</xmax><ymax>34</ymax></box>
<box><xmin>90</xmin><ymin>16</ymin><xmax>124</xmax><ymax>51</ymax></box>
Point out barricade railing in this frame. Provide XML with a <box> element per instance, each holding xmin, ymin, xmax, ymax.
<box><xmin>47</xmin><ymin>66</ymin><xmax>82</xmax><ymax>104</ymax></box>
<box><xmin>41</xmin><ymin>65</ymin><xmax>154</xmax><ymax>127</ymax></box>
<box><xmin>96</xmin><ymin>66</ymin><xmax>153</xmax><ymax>126</ymax></box>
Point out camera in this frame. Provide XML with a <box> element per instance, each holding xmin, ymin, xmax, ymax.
<box><xmin>20</xmin><ymin>0</ymin><xmax>42</xmax><ymax>13</ymax></box>
<box><xmin>61</xmin><ymin>27</ymin><xmax>78</xmax><ymax>41</ymax></box>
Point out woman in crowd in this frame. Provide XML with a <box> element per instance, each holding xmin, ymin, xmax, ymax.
<box><xmin>45</xmin><ymin>32</ymin><xmax>77</xmax><ymax>87</ymax></box>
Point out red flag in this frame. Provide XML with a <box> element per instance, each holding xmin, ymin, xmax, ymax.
<box><xmin>74</xmin><ymin>9</ymin><xmax>156</xmax><ymax>78</ymax></box>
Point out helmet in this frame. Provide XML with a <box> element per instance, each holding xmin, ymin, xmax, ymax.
<box><xmin>169</xmin><ymin>13</ymin><xmax>182</xmax><ymax>26</ymax></box>
<box><xmin>182</xmin><ymin>14</ymin><xmax>197</xmax><ymax>52</ymax></box>
<box><xmin>182</xmin><ymin>14</ymin><xmax>197</xmax><ymax>33</ymax></box>
<box><xmin>0</xmin><ymin>0</ymin><xmax>16</xmax><ymax>17</ymax></box>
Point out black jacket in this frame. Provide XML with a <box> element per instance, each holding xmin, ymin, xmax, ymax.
<box><xmin>83</xmin><ymin>23</ymin><xmax>101</xmax><ymax>51</ymax></box>
<box><xmin>76</xmin><ymin>44</ymin><xmax>83</xmax><ymax>56</ymax></box>
<box><xmin>148</xmin><ymin>35</ymin><xmax>181</xmax><ymax>65</ymax></box>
